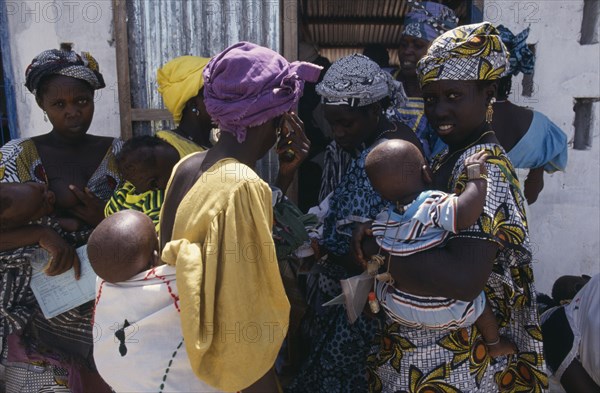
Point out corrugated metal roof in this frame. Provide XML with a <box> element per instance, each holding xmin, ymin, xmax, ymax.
<box><xmin>301</xmin><ymin>0</ymin><xmax>469</xmax><ymax>61</ymax></box>
<box><xmin>127</xmin><ymin>0</ymin><xmax>280</xmax><ymax>182</ymax></box>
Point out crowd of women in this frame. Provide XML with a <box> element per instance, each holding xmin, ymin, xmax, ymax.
<box><xmin>1</xmin><ymin>0</ymin><xmax>586</xmax><ymax>392</ymax></box>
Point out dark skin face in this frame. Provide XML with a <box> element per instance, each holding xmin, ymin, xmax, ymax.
<box><xmin>37</xmin><ymin>75</ymin><xmax>95</xmax><ymax>143</ymax></box>
<box><xmin>32</xmin><ymin>75</ymin><xmax>113</xmax><ymax>226</ymax></box>
<box><xmin>323</xmin><ymin>104</ymin><xmax>380</xmax><ymax>152</ymax></box>
<box><xmin>178</xmin><ymin>90</ymin><xmax>214</xmax><ymax>147</ymax></box>
<box><xmin>422</xmin><ymin>80</ymin><xmax>496</xmax><ymax>149</ymax></box>
<box><xmin>397</xmin><ymin>35</ymin><xmax>429</xmax><ymax>78</ymax></box>
<box><xmin>121</xmin><ymin>145</ymin><xmax>180</xmax><ymax>193</ymax></box>
<box><xmin>0</xmin><ymin>182</ymin><xmax>55</xmax><ymax>228</ymax></box>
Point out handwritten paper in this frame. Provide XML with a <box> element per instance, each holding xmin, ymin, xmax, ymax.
<box><xmin>30</xmin><ymin>245</ymin><xmax>97</xmax><ymax>319</ymax></box>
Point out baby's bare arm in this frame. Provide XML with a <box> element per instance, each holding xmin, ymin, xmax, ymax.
<box><xmin>455</xmin><ymin>151</ymin><xmax>488</xmax><ymax>231</ymax></box>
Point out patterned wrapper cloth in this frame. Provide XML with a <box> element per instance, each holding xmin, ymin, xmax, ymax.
<box><xmin>417</xmin><ymin>22</ymin><xmax>510</xmax><ymax>86</ymax></box>
<box><xmin>316</xmin><ymin>54</ymin><xmax>406</xmax><ymax>108</ymax></box>
<box><xmin>25</xmin><ymin>45</ymin><xmax>105</xmax><ymax>93</ymax></box>
<box><xmin>496</xmin><ymin>24</ymin><xmax>536</xmax><ymax>76</ymax></box>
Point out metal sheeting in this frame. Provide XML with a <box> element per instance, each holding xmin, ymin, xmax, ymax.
<box><xmin>301</xmin><ymin>0</ymin><xmax>469</xmax><ymax>49</ymax></box>
<box><xmin>304</xmin><ymin>0</ymin><xmax>408</xmax><ymax>19</ymax></box>
<box><xmin>126</xmin><ymin>0</ymin><xmax>281</xmax><ymax>182</ymax></box>
<box><xmin>320</xmin><ymin>47</ymin><xmax>402</xmax><ymax>65</ymax></box>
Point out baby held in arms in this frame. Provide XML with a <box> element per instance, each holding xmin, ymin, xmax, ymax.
<box><xmin>365</xmin><ymin>139</ymin><xmax>515</xmax><ymax>357</ymax></box>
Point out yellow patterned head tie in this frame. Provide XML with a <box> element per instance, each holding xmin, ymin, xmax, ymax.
<box><xmin>416</xmin><ymin>22</ymin><xmax>510</xmax><ymax>87</ymax></box>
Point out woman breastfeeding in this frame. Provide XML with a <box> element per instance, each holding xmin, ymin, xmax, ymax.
<box><xmin>287</xmin><ymin>54</ymin><xmax>421</xmax><ymax>392</ymax></box>
<box><xmin>0</xmin><ymin>44</ymin><xmax>121</xmax><ymax>391</ymax></box>
<box><xmin>354</xmin><ymin>23</ymin><xmax>548</xmax><ymax>391</ymax></box>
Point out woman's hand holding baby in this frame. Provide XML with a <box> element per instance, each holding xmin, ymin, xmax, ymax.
<box><xmin>68</xmin><ymin>185</ymin><xmax>106</xmax><ymax>227</ymax></box>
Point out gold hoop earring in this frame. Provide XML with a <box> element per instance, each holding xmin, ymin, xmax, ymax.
<box><xmin>486</xmin><ymin>97</ymin><xmax>496</xmax><ymax>124</ymax></box>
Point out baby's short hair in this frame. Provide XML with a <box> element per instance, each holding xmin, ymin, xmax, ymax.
<box><xmin>116</xmin><ymin>135</ymin><xmax>170</xmax><ymax>172</ymax></box>
<box><xmin>88</xmin><ymin>210</ymin><xmax>157</xmax><ymax>283</ymax></box>
<box><xmin>366</xmin><ymin>139</ymin><xmax>425</xmax><ymax>179</ymax></box>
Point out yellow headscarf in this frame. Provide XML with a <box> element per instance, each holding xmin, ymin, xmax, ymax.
<box><xmin>157</xmin><ymin>56</ymin><xmax>211</xmax><ymax>123</ymax></box>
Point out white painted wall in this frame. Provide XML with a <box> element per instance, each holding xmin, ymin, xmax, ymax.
<box><xmin>5</xmin><ymin>0</ymin><xmax>120</xmax><ymax>139</ymax></box>
<box><xmin>484</xmin><ymin>0</ymin><xmax>600</xmax><ymax>294</ymax></box>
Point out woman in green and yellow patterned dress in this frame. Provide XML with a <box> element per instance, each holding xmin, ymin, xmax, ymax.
<box><xmin>355</xmin><ymin>22</ymin><xmax>548</xmax><ymax>392</ymax></box>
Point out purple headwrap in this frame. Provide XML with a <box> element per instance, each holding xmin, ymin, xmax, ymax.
<box><xmin>403</xmin><ymin>0</ymin><xmax>459</xmax><ymax>42</ymax></box>
<box><xmin>203</xmin><ymin>42</ymin><xmax>322</xmax><ymax>142</ymax></box>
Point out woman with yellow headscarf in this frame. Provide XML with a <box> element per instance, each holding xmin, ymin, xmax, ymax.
<box><xmin>104</xmin><ymin>56</ymin><xmax>212</xmax><ymax>229</ymax></box>
<box><xmin>156</xmin><ymin>55</ymin><xmax>213</xmax><ymax>148</ymax></box>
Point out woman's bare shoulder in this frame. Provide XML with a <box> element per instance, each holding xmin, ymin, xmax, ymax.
<box><xmin>384</xmin><ymin>121</ymin><xmax>424</xmax><ymax>153</ymax></box>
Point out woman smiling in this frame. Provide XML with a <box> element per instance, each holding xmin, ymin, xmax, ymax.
<box><xmin>355</xmin><ymin>23</ymin><xmax>548</xmax><ymax>392</ymax></box>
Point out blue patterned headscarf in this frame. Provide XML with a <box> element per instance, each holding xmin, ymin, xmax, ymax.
<box><xmin>496</xmin><ymin>25</ymin><xmax>536</xmax><ymax>76</ymax></box>
<box><xmin>403</xmin><ymin>0</ymin><xmax>459</xmax><ymax>42</ymax></box>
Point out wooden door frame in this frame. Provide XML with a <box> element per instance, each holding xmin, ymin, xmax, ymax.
<box><xmin>113</xmin><ymin>0</ymin><xmax>173</xmax><ymax>140</ymax></box>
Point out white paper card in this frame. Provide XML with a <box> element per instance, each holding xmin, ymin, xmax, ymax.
<box><xmin>29</xmin><ymin>245</ymin><xmax>97</xmax><ymax>319</ymax></box>
<box><xmin>323</xmin><ymin>271</ymin><xmax>373</xmax><ymax>324</ymax></box>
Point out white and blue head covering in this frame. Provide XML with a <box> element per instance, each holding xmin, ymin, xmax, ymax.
<box><xmin>316</xmin><ymin>54</ymin><xmax>407</xmax><ymax>108</ymax></box>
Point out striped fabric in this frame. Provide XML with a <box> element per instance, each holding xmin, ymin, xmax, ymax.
<box><xmin>371</xmin><ymin>190</ymin><xmax>457</xmax><ymax>256</ymax></box>
<box><xmin>104</xmin><ymin>130</ymin><xmax>204</xmax><ymax>230</ymax></box>
<box><xmin>376</xmin><ymin>281</ymin><xmax>486</xmax><ymax>330</ymax></box>
<box><xmin>104</xmin><ymin>181</ymin><xmax>164</xmax><ymax>230</ymax></box>
<box><xmin>371</xmin><ymin>189</ymin><xmax>485</xmax><ymax>330</ymax></box>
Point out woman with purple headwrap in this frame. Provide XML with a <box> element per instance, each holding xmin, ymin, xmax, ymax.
<box><xmin>158</xmin><ymin>42</ymin><xmax>321</xmax><ymax>392</ymax></box>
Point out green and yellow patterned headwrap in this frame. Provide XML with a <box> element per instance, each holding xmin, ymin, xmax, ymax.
<box><xmin>417</xmin><ymin>22</ymin><xmax>510</xmax><ymax>86</ymax></box>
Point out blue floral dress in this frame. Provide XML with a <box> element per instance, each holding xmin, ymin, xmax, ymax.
<box><xmin>287</xmin><ymin>146</ymin><xmax>387</xmax><ymax>393</ymax></box>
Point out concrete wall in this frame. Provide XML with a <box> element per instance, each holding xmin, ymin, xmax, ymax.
<box><xmin>4</xmin><ymin>0</ymin><xmax>120</xmax><ymax>139</ymax></box>
<box><xmin>484</xmin><ymin>0</ymin><xmax>600</xmax><ymax>294</ymax></box>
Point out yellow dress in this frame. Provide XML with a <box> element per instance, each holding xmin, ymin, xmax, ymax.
<box><xmin>161</xmin><ymin>155</ymin><xmax>290</xmax><ymax>392</ymax></box>
<box><xmin>156</xmin><ymin>130</ymin><xmax>204</xmax><ymax>157</ymax></box>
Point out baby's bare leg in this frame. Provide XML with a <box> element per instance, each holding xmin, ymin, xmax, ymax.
<box><xmin>475</xmin><ymin>301</ymin><xmax>517</xmax><ymax>358</ymax></box>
